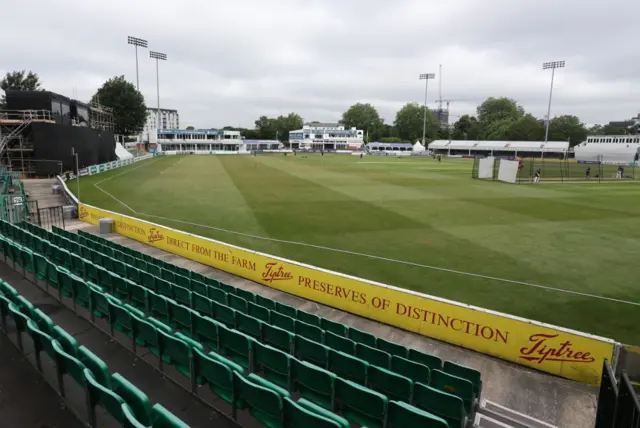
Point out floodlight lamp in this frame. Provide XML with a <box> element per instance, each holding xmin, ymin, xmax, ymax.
<box><xmin>543</xmin><ymin>60</ymin><xmax>565</xmax><ymax>70</ymax></box>
<box><xmin>150</xmin><ymin>51</ymin><xmax>167</xmax><ymax>61</ymax></box>
<box><xmin>127</xmin><ymin>36</ymin><xmax>148</xmax><ymax>48</ymax></box>
<box><xmin>419</xmin><ymin>73</ymin><xmax>435</xmax><ymax>80</ymax></box>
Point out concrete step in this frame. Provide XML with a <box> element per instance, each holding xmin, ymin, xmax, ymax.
<box><xmin>474</xmin><ymin>413</ymin><xmax>518</xmax><ymax>428</ymax></box>
<box><xmin>22</xmin><ymin>178</ymin><xmax>66</xmax><ymax>208</ymax></box>
<box><xmin>478</xmin><ymin>400</ymin><xmax>558</xmax><ymax>428</ymax></box>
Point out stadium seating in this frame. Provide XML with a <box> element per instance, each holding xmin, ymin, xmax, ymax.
<box><xmin>0</xmin><ymin>219</ymin><xmax>486</xmax><ymax>427</ymax></box>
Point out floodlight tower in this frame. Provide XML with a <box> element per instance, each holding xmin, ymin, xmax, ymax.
<box><xmin>127</xmin><ymin>36</ymin><xmax>148</xmax><ymax>90</ymax></box>
<box><xmin>150</xmin><ymin>51</ymin><xmax>167</xmax><ymax>130</ymax></box>
<box><xmin>419</xmin><ymin>72</ymin><xmax>435</xmax><ymax>145</ymax></box>
<box><xmin>542</xmin><ymin>60</ymin><xmax>565</xmax><ymax>143</ymax></box>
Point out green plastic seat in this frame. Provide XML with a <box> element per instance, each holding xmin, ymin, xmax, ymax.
<box><xmin>71</xmin><ymin>276</ymin><xmax>92</xmax><ymax>311</ymax></box>
<box><xmin>169</xmin><ymin>300</ymin><xmax>195</xmax><ymax>336</ymax></box>
<box><xmin>132</xmin><ymin>314</ymin><xmax>166</xmax><ymax>358</ymax></box>
<box><xmin>109</xmin><ymin>300</ymin><xmax>135</xmax><ymax>338</ymax></box>
<box><xmin>408</xmin><ymin>348</ymin><xmax>442</xmax><ymax>371</ymax></box>
<box><xmin>377</xmin><ymin>338</ymin><xmax>408</xmax><ymax>359</ymax></box>
<box><xmin>348</xmin><ymin>328</ymin><xmax>377</xmax><ymax>347</ymax></box>
<box><xmin>114</xmin><ymin>260</ymin><xmax>127</xmax><ymax>277</ymax></box>
<box><xmin>53</xmin><ymin>340</ymin><xmax>88</xmax><ymax>387</ymax></box>
<box><xmin>292</xmin><ymin>358</ymin><xmax>336</xmax><ymax>410</ymax></box>
<box><xmin>193</xmin><ymin>347</ymin><xmax>234</xmax><ymax>404</ymax></box>
<box><xmin>52</xmin><ymin>324</ymin><xmax>78</xmax><ymax>357</ymax></box>
<box><xmin>126</xmin><ymin>266</ymin><xmax>142</xmax><ymax>285</ymax></box>
<box><xmin>174</xmin><ymin>331</ymin><xmax>204</xmax><ymax>352</ymax></box>
<box><xmin>255</xmin><ymin>341</ymin><xmax>291</xmax><ymax>390</ymax></box>
<box><xmin>219</xmin><ymin>325</ymin><xmax>256</xmax><ymax>370</ymax></box>
<box><xmin>175</xmin><ymin>274</ymin><xmax>191</xmax><ymax>292</ymax></box>
<box><xmin>111</xmin><ymin>373</ymin><xmax>152</xmax><ymax>426</ymax></box>
<box><xmin>228</xmin><ymin>293</ymin><xmax>248</xmax><ymax>314</ymax></box>
<box><xmin>56</xmin><ymin>266</ymin><xmax>74</xmax><ymax>298</ymax></box>
<box><xmin>78</xmin><ymin>345</ymin><xmax>111</xmax><ymax>388</ymax></box>
<box><xmin>70</xmin><ymin>254</ymin><xmax>86</xmax><ymax>277</ymax></box>
<box><xmin>205</xmin><ymin>275</ymin><xmax>220</xmax><ymax>288</ymax></box>
<box><xmin>122</xmin><ymin>403</ymin><xmax>146</xmax><ymax>428</ymax></box>
<box><xmin>263</xmin><ymin>323</ymin><xmax>294</xmax><ymax>353</ymax></box>
<box><xmin>295</xmin><ymin>319</ymin><xmax>324</xmax><ymax>343</ymax></box>
<box><xmin>16</xmin><ymin>294</ymin><xmax>35</xmax><ymax>318</ymax></box>
<box><xmin>193</xmin><ymin>312</ymin><xmax>220</xmax><ymax>351</ymax></box>
<box><xmin>25</xmin><ymin>319</ymin><xmax>52</xmax><ymax>371</ymax></box>
<box><xmin>356</xmin><ymin>343</ymin><xmax>391</xmax><ymax>369</ymax></box>
<box><xmin>413</xmin><ymin>383</ymin><xmax>466</xmax><ymax>428</ymax></box>
<box><xmin>430</xmin><ymin>369</ymin><xmax>475</xmax><ymax>414</ymax></box>
<box><xmin>84</xmin><ymin>261</ymin><xmax>99</xmax><ymax>285</ymax></box>
<box><xmin>325</xmin><ymin>331</ymin><xmax>356</xmax><ymax>355</ymax></box>
<box><xmin>235</xmin><ymin>288</ymin><xmax>256</xmax><ymax>303</ymax></box>
<box><xmin>391</xmin><ymin>355</ymin><xmax>430</xmax><ymax>385</ymax></box>
<box><xmin>149</xmin><ymin>291</ymin><xmax>173</xmax><ymax>324</ymax></box>
<box><xmin>237</xmin><ymin>311</ymin><xmax>264</xmax><ymax>340</ymax></box>
<box><xmin>155</xmin><ymin>278</ymin><xmax>174</xmax><ymax>300</ymax></box>
<box><xmin>190</xmin><ymin>280</ymin><xmax>208</xmax><ymax>298</ymax></box>
<box><xmin>335</xmin><ymin>377</ymin><xmax>388</xmax><ymax>428</ymax></box>
<box><xmin>295</xmin><ymin>335</ymin><xmax>329</xmax><ymax>369</ymax></box>
<box><xmin>140</xmin><ymin>271</ymin><xmax>156</xmax><ymax>292</ymax></box>
<box><xmin>275</xmin><ymin>301</ymin><xmax>297</xmax><ymax>319</ymax></box>
<box><xmin>148</xmin><ymin>264</ymin><xmax>162</xmax><ymax>278</ymax></box>
<box><xmin>297</xmin><ymin>311</ymin><xmax>321</xmax><ymax>327</ymax></box>
<box><xmin>90</xmin><ymin>286</ymin><xmax>110</xmax><ymax>319</ymax></box>
<box><xmin>208</xmin><ymin>286</ymin><xmax>228</xmax><ymax>305</ymax></box>
<box><xmin>97</xmin><ymin>266</ymin><xmax>114</xmax><ymax>293</ymax></box>
<box><xmin>388</xmin><ymin>400</ymin><xmax>449</xmax><ymax>428</ymax></box>
<box><xmin>255</xmin><ymin>294</ymin><xmax>276</xmax><ymax>311</ymax></box>
<box><xmin>85</xmin><ymin>368</ymin><xmax>127</xmax><ymax>424</ymax></box>
<box><xmin>444</xmin><ymin>361</ymin><xmax>482</xmax><ymax>398</ymax></box>
<box><xmin>212</xmin><ymin>300</ymin><xmax>236</xmax><ymax>328</ymax></box>
<box><xmin>172</xmin><ymin>285</ymin><xmax>192</xmax><ymax>307</ymax></box>
<box><xmin>135</xmin><ymin>257</ymin><xmax>147</xmax><ymax>271</ymax></box>
<box><xmin>271</xmin><ymin>311</ymin><xmax>295</xmax><ymax>333</ymax></box>
<box><xmin>161</xmin><ymin>268</ymin><xmax>176</xmax><ymax>284</ymax></box>
<box><xmin>112</xmin><ymin>275</ymin><xmax>134</xmax><ymax>301</ymax></box>
<box><xmin>283</xmin><ymin>397</ymin><xmax>344</xmax><ymax>428</ymax></box>
<box><xmin>368</xmin><ymin>365</ymin><xmax>413</xmax><ymax>402</ymax></box>
<box><xmin>248</xmin><ymin>301</ymin><xmax>271</xmax><ymax>323</ymax></box>
<box><xmin>298</xmin><ymin>398</ymin><xmax>350</xmax><ymax>428</ymax></box>
<box><xmin>192</xmin><ymin>292</ymin><xmax>214</xmax><ymax>317</ymax></box>
<box><xmin>150</xmin><ymin>403</ymin><xmax>191</xmax><ymax>428</ymax></box>
<box><xmin>33</xmin><ymin>253</ymin><xmax>49</xmax><ymax>280</ymax></box>
<box><xmin>130</xmin><ymin>283</ymin><xmax>149</xmax><ymax>312</ymax></box>
<box><xmin>0</xmin><ymin>280</ymin><xmax>18</xmax><ymax>300</ymax></box>
<box><xmin>329</xmin><ymin>349</ymin><xmax>369</xmax><ymax>385</ymax></box>
<box><xmin>234</xmin><ymin>372</ymin><xmax>284</xmax><ymax>428</ymax></box>
<box><xmin>158</xmin><ymin>329</ymin><xmax>194</xmax><ymax>378</ymax></box>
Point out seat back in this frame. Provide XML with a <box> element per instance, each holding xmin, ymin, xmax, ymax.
<box><xmin>255</xmin><ymin>341</ymin><xmax>291</xmax><ymax>390</ymax></box>
<box><xmin>377</xmin><ymin>338</ymin><xmax>408</xmax><ymax>358</ymax></box>
<box><xmin>320</xmin><ymin>318</ymin><xmax>347</xmax><ymax>337</ymax></box>
<box><xmin>193</xmin><ymin>347</ymin><xmax>234</xmax><ymax>404</ymax></box>
<box><xmin>193</xmin><ymin>312</ymin><xmax>219</xmax><ymax>351</ymax></box>
<box><xmin>219</xmin><ymin>325</ymin><xmax>255</xmax><ymax>370</ymax></box>
<box><xmin>295</xmin><ymin>335</ymin><xmax>329</xmax><ymax>369</ymax></box>
<box><xmin>387</xmin><ymin>400</ymin><xmax>449</xmax><ymax>428</ymax></box>
<box><xmin>236</xmin><ymin>311</ymin><xmax>264</xmax><ymax>341</ymax></box>
<box><xmin>234</xmin><ymin>372</ymin><xmax>284</xmax><ymax>428</ymax></box>
<box><xmin>263</xmin><ymin>323</ymin><xmax>294</xmax><ymax>353</ymax></box>
<box><xmin>295</xmin><ymin>319</ymin><xmax>324</xmax><ymax>343</ymax></box>
<box><xmin>356</xmin><ymin>343</ymin><xmax>391</xmax><ymax>369</ymax></box>
<box><xmin>112</xmin><ymin>372</ymin><xmax>152</xmax><ymax>426</ymax></box>
<box><xmin>443</xmin><ymin>361</ymin><xmax>482</xmax><ymax>397</ymax></box>
<box><xmin>150</xmin><ymin>403</ymin><xmax>191</xmax><ymax>428</ymax></box>
<box><xmin>247</xmin><ymin>301</ymin><xmax>270</xmax><ymax>323</ymax></box>
<box><xmin>431</xmin><ymin>369</ymin><xmax>475</xmax><ymax>414</ymax></box>
<box><xmin>391</xmin><ymin>355</ymin><xmax>430</xmax><ymax>385</ymax></box>
<box><xmin>335</xmin><ymin>377</ymin><xmax>388</xmax><ymax>428</ymax></box>
<box><xmin>292</xmin><ymin>358</ymin><xmax>335</xmax><ymax>411</ymax></box>
<box><xmin>348</xmin><ymin>328</ymin><xmax>377</xmax><ymax>347</ymax></box>
<box><xmin>413</xmin><ymin>382</ymin><xmax>466</xmax><ymax>428</ymax></box>
<box><xmin>368</xmin><ymin>365</ymin><xmax>413</xmax><ymax>402</ymax></box>
<box><xmin>408</xmin><ymin>348</ymin><xmax>442</xmax><ymax>371</ymax></box>
<box><xmin>283</xmin><ymin>397</ymin><xmax>342</xmax><ymax>428</ymax></box>
<box><xmin>329</xmin><ymin>349</ymin><xmax>368</xmax><ymax>385</ymax></box>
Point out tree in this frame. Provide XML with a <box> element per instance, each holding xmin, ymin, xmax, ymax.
<box><xmin>0</xmin><ymin>70</ymin><xmax>44</xmax><ymax>108</ymax></box>
<box><xmin>506</xmin><ymin>114</ymin><xmax>545</xmax><ymax>141</ymax></box>
<box><xmin>91</xmin><ymin>76</ymin><xmax>146</xmax><ymax>135</ymax></box>
<box><xmin>476</xmin><ymin>97</ymin><xmax>524</xmax><ymax>128</ymax></box>
<box><xmin>600</xmin><ymin>124</ymin><xmax>628</xmax><ymax>135</ymax></box>
<box><xmin>254</xmin><ymin>115</ymin><xmax>278</xmax><ymax>139</ymax></box>
<box><xmin>587</xmin><ymin>124</ymin><xmax>604</xmax><ymax>135</ymax></box>
<box><xmin>548</xmin><ymin>115</ymin><xmax>587</xmax><ymax>146</ymax></box>
<box><xmin>378</xmin><ymin>124</ymin><xmax>397</xmax><ymax>140</ymax></box>
<box><xmin>186</xmin><ymin>126</ymin><xmax>195</xmax><ymax>130</ymax></box>
<box><xmin>393</xmin><ymin>103</ymin><xmax>440</xmax><ymax>143</ymax></box>
<box><xmin>274</xmin><ymin>113</ymin><xmax>303</xmax><ymax>143</ymax></box>
<box><xmin>340</xmin><ymin>103</ymin><xmax>383</xmax><ymax>142</ymax></box>
<box><xmin>451</xmin><ymin>115</ymin><xmax>481</xmax><ymax>140</ymax></box>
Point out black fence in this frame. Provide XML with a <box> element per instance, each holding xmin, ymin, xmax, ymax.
<box><xmin>595</xmin><ymin>359</ymin><xmax>640</xmax><ymax>428</ymax></box>
<box><xmin>26</xmin><ymin>200</ymin><xmax>65</xmax><ymax>230</ymax></box>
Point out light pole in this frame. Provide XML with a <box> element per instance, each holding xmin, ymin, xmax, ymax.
<box><xmin>419</xmin><ymin>73</ymin><xmax>435</xmax><ymax>145</ymax></box>
<box><xmin>150</xmin><ymin>51</ymin><xmax>167</xmax><ymax>131</ymax></box>
<box><xmin>542</xmin><ymin>60</ymin><xmax>565</xmax><ymax>143</ymax></box>
<box><xmin>127</xmin><ymin>36</ymin><xmax>148</xmax><ymax>90</ymax></box>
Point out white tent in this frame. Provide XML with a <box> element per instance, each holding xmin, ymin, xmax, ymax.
<box><xmin>412</xmin><ymin>141</ymin><xmax>426</xmax><ymax>152</ymax></box>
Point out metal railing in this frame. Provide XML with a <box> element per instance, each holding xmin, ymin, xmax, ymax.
<box><xmin>0</xmin><ymin>109</ymin><xmax>53</xmax><ymax>121</ymax></box>
<box><xmin>596</xmin><ymin>359</ymin><xmax>640</xmax><ymax>428</ymax></box>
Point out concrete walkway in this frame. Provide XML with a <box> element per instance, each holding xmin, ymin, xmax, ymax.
<box><xmin>76</xmin><ymin>223</ymin><xmax>598</xmax><ymax>428</ymax></box>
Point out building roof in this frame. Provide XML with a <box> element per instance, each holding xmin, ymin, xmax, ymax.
<box><xmin>369</xmin><ymin>142</ymin><xmax>413</xmax><ymax>148</ymax></box>
<box><xmin>428</xmin><ymin>140</ymin><xmax>570</xmax><ymax>152</ymax></box>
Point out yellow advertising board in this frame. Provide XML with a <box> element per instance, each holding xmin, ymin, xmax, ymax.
<box><xmin>79</xmin><ymin>204</ymin><xmax>616</xmax><ymax>384</ymax></box>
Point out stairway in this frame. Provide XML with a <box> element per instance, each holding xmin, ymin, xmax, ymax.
<box><xmin>473</xmin><ymin>400</ymin><xmax>558</xmax><ymax>428</ymax></box>
<box><xmin>22</xmin><ymin>178</ymin><xmax>66</xmax><ymax>209</ymax></box>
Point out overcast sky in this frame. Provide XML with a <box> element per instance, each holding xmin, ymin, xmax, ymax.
<box><xmin>2</xmin><ymin>0</ymin><xmax>638</xmax><ymax>129</ymax></box>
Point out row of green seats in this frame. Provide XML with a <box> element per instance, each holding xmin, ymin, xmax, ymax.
<box><xmin>52</xmin><ymin>224</ymin><xmax>482</xmax><ymax>398</ymax></box>
<box><xmin>16</xmin><ymin>221</ymin><xmax>478</xmax><ymax>423</ymax></box>
<box><xmin>0</xmin><ymin>279</ymin><xmax>189</xmax><ymax>428</ymax></box>
<box><xmin>2</xmin><ymin>260</ymin><xmax>450</xmax><ymax>428</ymax></box>
<box><xmin>17</xmin><ymin>224</ymin><xmax>474</xmax><ymax>422</ymax></box>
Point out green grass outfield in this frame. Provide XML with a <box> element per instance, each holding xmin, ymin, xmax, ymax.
<box><xmin>71</xmin><ymin>154</ymin><xmax>640</xmax><ymax>344</ymax></box>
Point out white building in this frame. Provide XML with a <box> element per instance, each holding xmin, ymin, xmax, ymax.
<box><xmin>289</xmin><ymin>122</ymin><xmax>364</xmax><ymax>150</ymax></box>
<box><xmin>428</xmin><ymin>140</ymin><xmax>570</xmax><ymax>158</ymax></box>
<box><xmin>574</xmin><ymin>135</ymin><xmax>640</xmax><ymax>164</ymax></box>
<box><xmin>154</xmin><ymin>128</ymin><xmax>242</xmax><ymax>153</ymax></box>
<box><xmin>143</xmin><ymin>108</ymin><xmax>179</xmax><ymax>141</ymax></box>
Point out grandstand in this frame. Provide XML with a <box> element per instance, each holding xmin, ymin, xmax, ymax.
<box><xmin>574</xmin><ymin>134</ymin><xmax>640</xmax><ymax>164</ymax></box>
<box><xmin>429</xmin><ymin>140</ymin><xmax>570</xmax><ymax>158</ymax></box>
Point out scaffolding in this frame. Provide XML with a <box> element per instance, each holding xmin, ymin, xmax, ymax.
<box><xmin>0</xmin><ymin>109</ymin><xmax>54</xmax><ymax>175</ymax></box>
<box><xmin>88</xmin><ymin>102</ymin><xmax>114</xmax><ymax>131</ymax></box>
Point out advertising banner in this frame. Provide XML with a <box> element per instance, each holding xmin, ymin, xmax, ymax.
<box><xmin>77</xmin><ymin>204</ymin><xmax>617</xmax><ymax>384</ymax></box>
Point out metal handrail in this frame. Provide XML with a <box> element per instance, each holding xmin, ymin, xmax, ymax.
<box><xmin>0</xmin><ymin>109</ymin><xmax>53</xmax><ymax>121</ymax></box>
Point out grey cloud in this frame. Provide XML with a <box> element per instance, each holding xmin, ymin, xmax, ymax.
<box><xmin>0</xmin><ymin>0</ymin><xmax>637</xmax><ymax>128</ymax></box>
